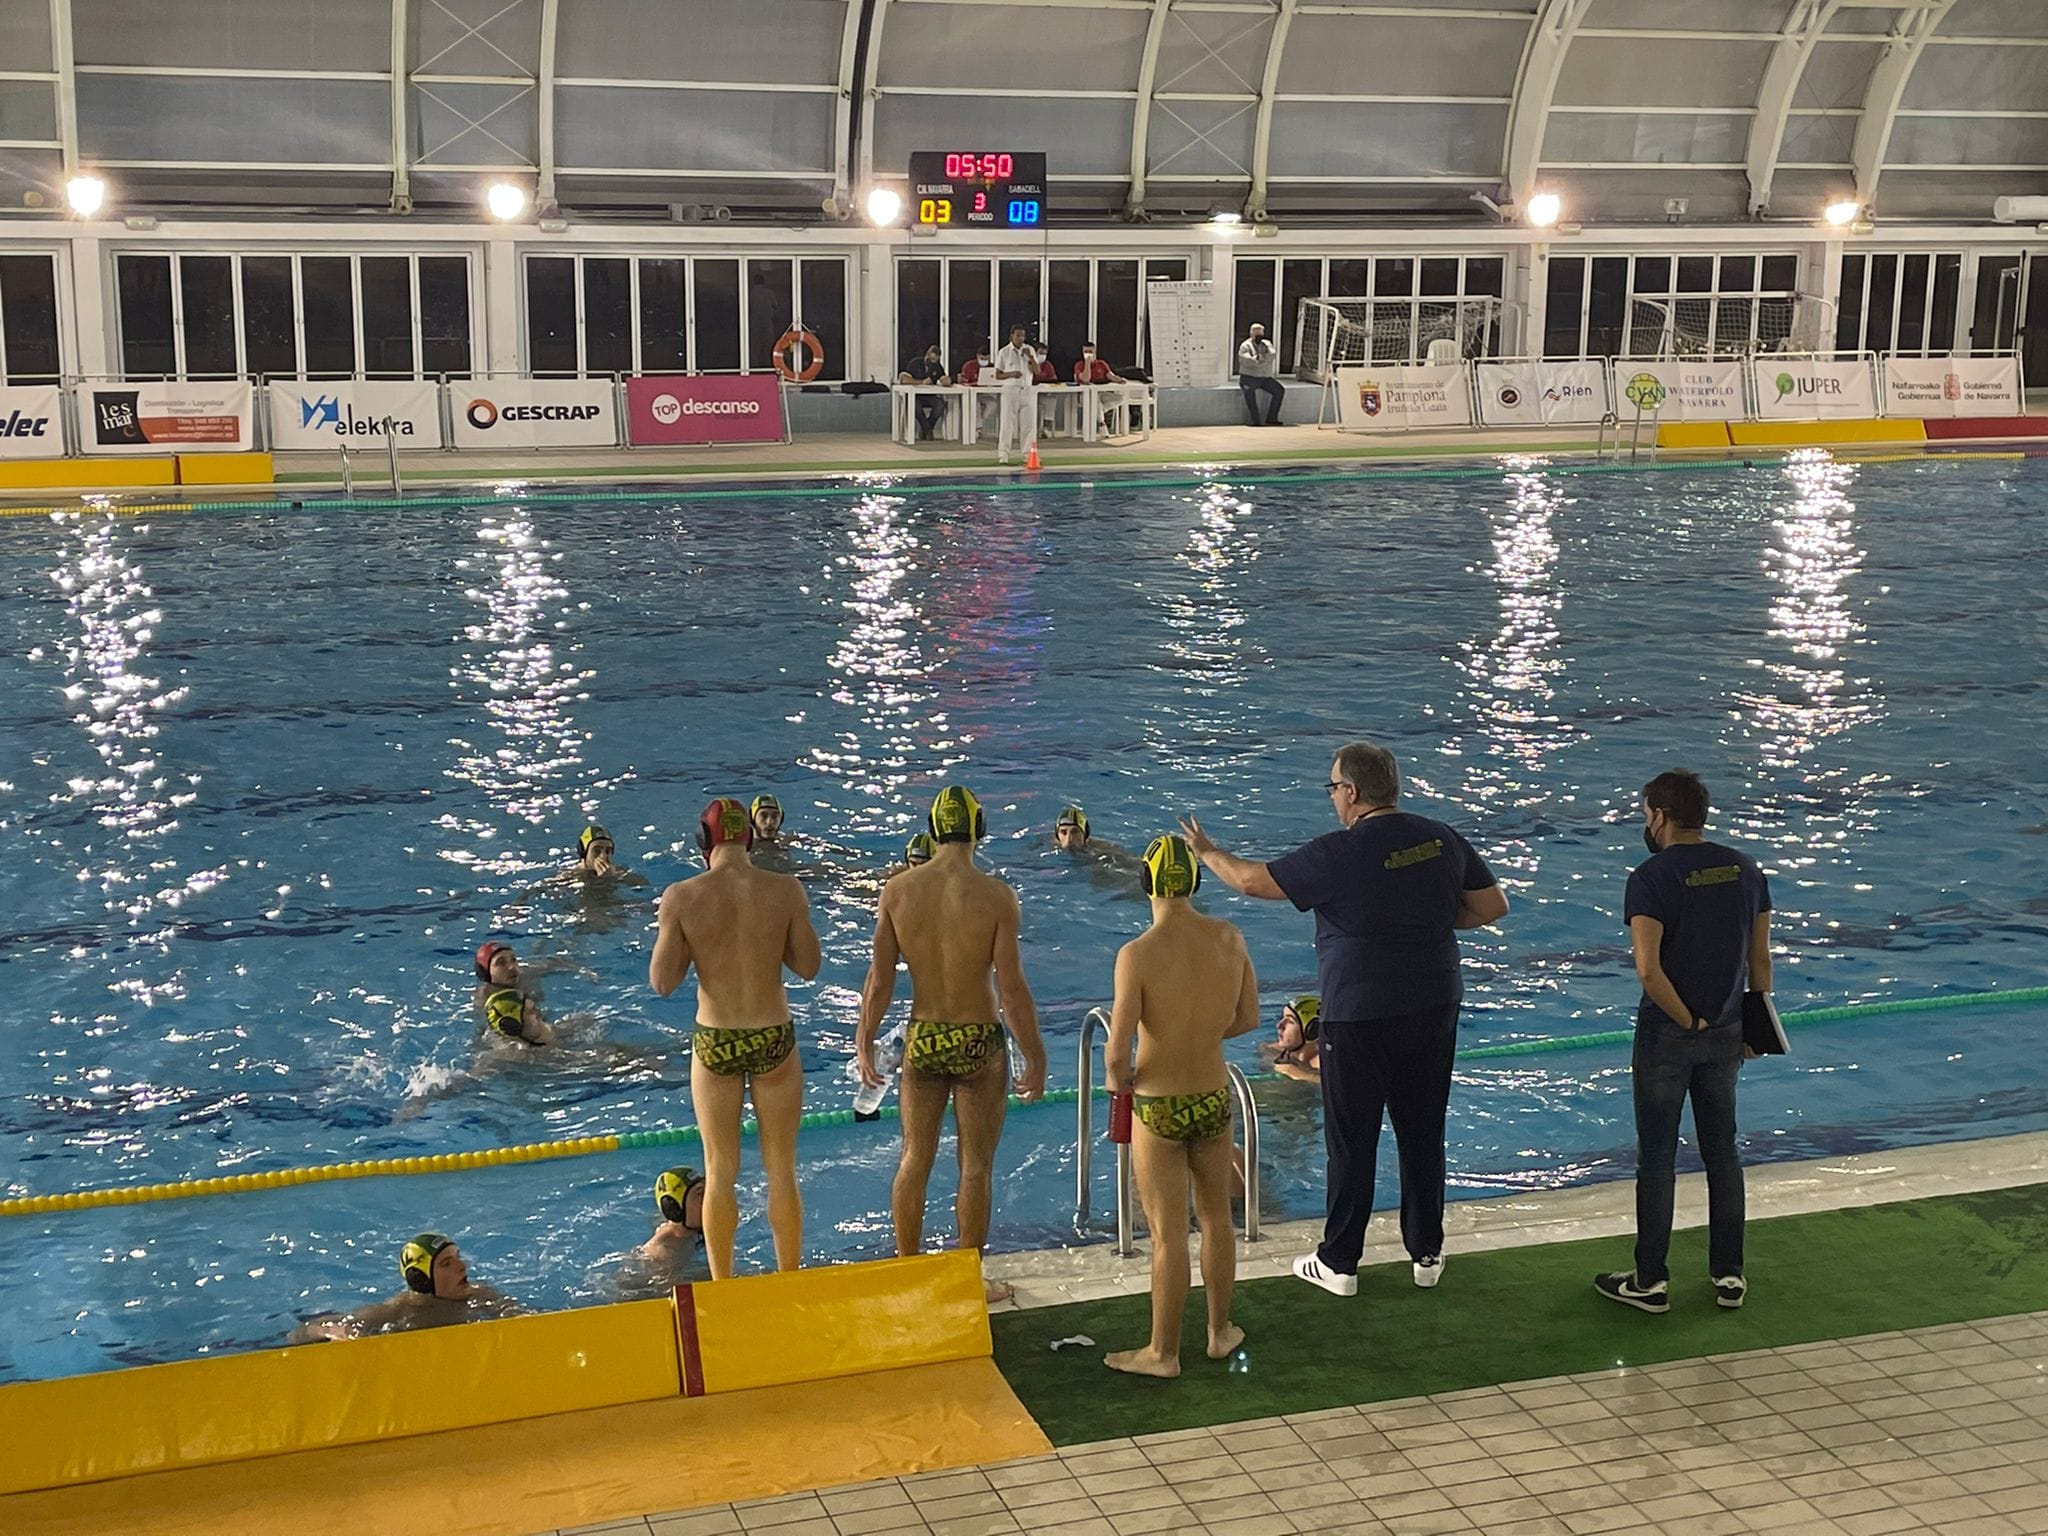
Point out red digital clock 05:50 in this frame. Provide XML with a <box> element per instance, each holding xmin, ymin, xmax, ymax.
<box><xmin>908</xmin><ymin>151</ymin><xmax>1048</xmax><ymax>230</ymax></box>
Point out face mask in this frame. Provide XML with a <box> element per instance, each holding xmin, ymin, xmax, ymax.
<box><xmin>1643</xmin><ymin>824</ymin><xmax>1660</xmax><ymax>856</ymax></box>
<box><xmin>1083</xmin><ymin>352</ymin><xmax>1095</xmax><ymax>361</ymax></box>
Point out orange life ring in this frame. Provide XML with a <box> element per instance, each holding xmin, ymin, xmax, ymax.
<box><xmin>771</xmin><ymin>328</ymin><xmax>825</xmax><ymax>382</ymax></box>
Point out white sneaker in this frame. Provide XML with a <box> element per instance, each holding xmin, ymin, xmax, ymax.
<box><xmin>1292</xmin><ymin>1253</ymin><xmax>1357</xmax><ymax>1298</ymax></box>
<box><xmin>997</xmin><ymin>455</ymin><xmax>1011</xmax><ymax>465</ymax></box>
<box><xmin>1413</xmin><ymin>1255</ymin><xmax>1445</xmax><ymax>1289</ymax></box>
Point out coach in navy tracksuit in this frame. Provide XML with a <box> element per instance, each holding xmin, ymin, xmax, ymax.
<box><xmin>1181</xmin><ymin>740</ymin><xmax>1509</xmax><ymax>1298</ymax></box>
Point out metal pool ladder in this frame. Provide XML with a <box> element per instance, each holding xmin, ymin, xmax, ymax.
<box><xmin>1075</xmin><ymin>1007</ymin><xmax>1262</xmax><ymax>1258</ymax></box>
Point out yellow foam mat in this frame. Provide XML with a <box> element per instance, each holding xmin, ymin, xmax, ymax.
<box><xmin>177</xmin><ymin>451</ymin><xmax>274</xmax><ymax>485</ymax></box>
<box><xmin>0</xmin><ymin>458</ymin><xmax>176</xmax><ymax>489</ymax></box>
<box><xmin>1655</xmin><ymin>421</ymin><xmax>1733</xmax><ymax>449</ymax></box>
<box><xmin>0</xmin><ymin>1358</ymin><xmax>1047</xmax><ymax>1536</ymax></box>
<box><xmin>1728</xmin><ymin>419</ymin><xmax>1925</xmax><ymax>446</ymax></box>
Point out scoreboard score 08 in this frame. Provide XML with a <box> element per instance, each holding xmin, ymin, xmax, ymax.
<box><xmin>909</xmin><ymin>152</ymin><xmax>1047</xmax><ymax>229</ymax></box>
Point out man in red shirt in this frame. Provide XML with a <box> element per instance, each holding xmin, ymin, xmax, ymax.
<box><xmin>1072</xmin><ymin>342</ymin><xmax>1123</xmax><ymax>385</ymax></box>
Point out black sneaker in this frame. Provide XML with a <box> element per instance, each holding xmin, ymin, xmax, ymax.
<box><xmin>1714</xmin><ymin>1274</ymin><xmax>1747</xmax><ymax>1310</ymax></box>
<box><xmin>1594</xmin><ymin>1271</ymin><xmax>1669</xmax><ymax>1313</ymax></box>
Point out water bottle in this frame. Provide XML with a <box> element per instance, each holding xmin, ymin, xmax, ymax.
<box><xmin>852</xmin><ymin>1023</ymin><xmax>905</xmax><ymax>1119</ymax></box>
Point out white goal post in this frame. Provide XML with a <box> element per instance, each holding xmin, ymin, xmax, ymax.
<box><xmin>1295</xmin><ymin>297</ymin><xmax>1512</xmax><ymax>384</ymax></box>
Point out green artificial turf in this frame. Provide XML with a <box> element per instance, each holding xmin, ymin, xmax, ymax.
<box><xmin>991</xmin><ymin>1183</ymin><xmax>2048</xmax><ymax>1445</ymax></box>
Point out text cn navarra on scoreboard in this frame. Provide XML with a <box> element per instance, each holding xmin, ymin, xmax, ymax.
<box><xmin>909</xmin><ymin>152</ymin><xmax>1048</xmax><ymax>228</ymax></box>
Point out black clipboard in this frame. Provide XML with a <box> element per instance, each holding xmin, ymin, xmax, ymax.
<box><xmin>1742</xmin><ymin>991</ymin><xmax>1788</xmax><ymax>1056</ymax></box>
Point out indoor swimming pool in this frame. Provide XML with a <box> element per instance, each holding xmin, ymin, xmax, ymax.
<box><xmin>1</xmin><ymin>453</ymin><xmax>2043</xmax><ymax>1380</ymax></box>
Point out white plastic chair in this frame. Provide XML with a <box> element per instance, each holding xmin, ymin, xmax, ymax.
<box><xmin>1426</xmin><ymin>338</ymin><xmax>1462</xmax><ymax>366</ymax></box>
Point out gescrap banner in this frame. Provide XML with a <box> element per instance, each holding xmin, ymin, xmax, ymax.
<box><xmin>451</xmin><ymin>379</ymin><xmax>616</xmax><ymax>448</ymax></box>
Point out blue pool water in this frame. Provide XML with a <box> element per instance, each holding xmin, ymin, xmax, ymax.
<box><xmin>1</xmin><ymin>454</ymin><xmax>2045</xmax><ymax>1381</ymax></box>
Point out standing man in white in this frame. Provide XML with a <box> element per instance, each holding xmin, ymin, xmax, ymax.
<box><xmin>992</xmin><ymin>324</ymin><xmax>1039</xmax><ymax>465</ymax></box>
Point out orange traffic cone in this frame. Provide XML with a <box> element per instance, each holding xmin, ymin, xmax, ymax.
<box><xmin>1025</xmin><ymin>443</ymin><xmax>1042</xmax><ymax>472</ymax></box>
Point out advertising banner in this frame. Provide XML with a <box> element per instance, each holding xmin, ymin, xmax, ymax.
<box><xmin>0</xmin><ymin>385</ymin><xmax>64</xmax><ymax>459</ymax></box>
<box><xmin>1475</xmin><ymin>360</ymin><xmax>1608</xmax><ymax>427</ymax></box>
<box><xmin>624</xmin><ymin>374</ymin><xmax>786</xmax><ymax>446</ymax></box>
<box><xmin>85</xmin><ymin>381</ymin><xmax>252</xmax><ymax>454</ymax></box>
<box><xmin>1752</xmin><ymin>356</ymin><xmax>1876</xmax><ymax>420</ymax></box>
<box><xmin>1881</xmin><ymin>355</ymin><xmax>2022</xmax><ymax>418</ymax></box>
<box><xmin>268</xmin><ymin>380</ymin><xmax>445</xmax><ymax>450</ymax></box>
<box><xmin>1333</xmin><ymin>363</ymin><xmax>1472</xmax><ymax>431</ymax></box>
<box><xmin>451</xmin><ymin>379</ymin><xmax>617</xmax><ymax>449</ymax></box>
<box><xmin>1612</xmin><ymin>360</ymin><xmax>1746</xmax><ymax>423</ymax></box>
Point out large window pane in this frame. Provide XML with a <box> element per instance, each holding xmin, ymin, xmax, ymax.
<box><xmin>361</xmin><ymin>256</ymin><xmax>415</xmax><ymax>378</ymax></box>
<box><xmin>1045</xmin><ymin>260</ymin><xmax>1089</xmax><ymax>377</ymax></box>
<box><xmin>1420</xmin><ymin>258</ymin><xmax>1459</xmax><ymax>297</ymax></box>
<box><xmin>1373</xmin><ymin>258</ymin><xmax>1413</xmax><ymax>297</ymax></box>
<box><xmin>1897</xmin><ymin>254</ymin><xmax>1932</xmax><ymax>352</ymax></box>
<box><xmin>1543</xmin><ymin>256</ymin><xmax>1584</xmax><ymax>357</ymax></box>
<box><xmin>1095</xmin><ymin>259</ymin><xmax>1138</xmax><ymax>371</ymax></box>
<box><xmin>0</xmin><ymin>254</ymin><xmax>62</xmax><ymax>382</ymax></box>
<box><xmin>1328</xmin><ymin>259</ymin><xmax>1369</xmax><ymax>298</ymax></box>
<box><xmin>1278</xmin><ymin>259</ymin><xmax>1319</xmax><ymax>371</ymax></box>
<box><xmin>947</xmin><ymin>259</ymin><xmax>991</xmax><ymax>370</ymax></box>
<box><xmin>419</xmin><ymin>256</ymin><xmax>472</xmax><ymax>377</ymax></box>
<box><xmin>178</xmin><ymin>255</ymin><xmax>237</xmax><ymax>377</ymax></box>
<box><xmin>117</xmin><ymin>254</ymin><xmax>177</xmax><ymax>376</ymax></box>
<box><xmin>1143</xmin><ymin>259</ymin><xmax>1187</xmax><ymax>284</ymax></box>
<box><xmin>745</xmin><ymin>259</ymin><xmax>793</xmax><ymax>375</ymax></box>
<box><xmin>997</xmin><ymin>259</ymin><xmax>1039</xmax><ymax>347</ymax></box>
<box><xmin>1863</xmin><ymin>254</ymin><xmax>1899</xmax><ymax>353</ymax></box>
<box><xmin>1676</xmin><ymin>257</ymin><xmax>1713</xmax><ymax>293</ymax></box>
<box><xmin>638</xmin><ymin>258</ymin><xmax>686</xmax><ymax>373</ymax></box>
<box><xmin>1633</xmin><ymin>256</ymin><xmax>1672</xmax><ymax>295</ymax></box>
<box><xmin>300</xmin><ymin>256</ymin><xmax>357</xmax><ymax>377</ymax></box>
<box><xmin>1928</xmin><ymin>254</ymin><xmax>1962</xmax><ymax>355</ymax></box>
<box><xmin>1836</xmin><ymin>255</ymin><xmax>1866</xmax><ymax>353</ymax></box>
<box><xmin>1587</xmin><ymin>256</ymin><xmax>1628</xmax><ymax>357</ymax></box>
<box><xmin>1761</xmin><ymin>254</ymin><xmax>1798</xmax><ymax>292</ymax></box>
<box><xmin>527</xmin><ymin>256</ymin><xmax>578</xmax><ymax>375</ymax></box>
<box><xmin>896</xmin><ymin>258</ymin><xmax>940</xmax><ymax>371</ymax></box>
<box><xmin>1232</xmin><ymin>258</ymin><xmax>1275</xmax><ymax>350</ymax></box>
<box><xmin>584</xmin><ymin>257</ymin><xmax>632</xmax><ymax>377</ymax></box>
<box><xmin>694</xmin><ymin>259</ymin><xmax>740</xmax><ymax>372</ymax></box>
<box><xmin>241</xmin><ymin>256</ymin><xmax>296</xmax><ymax>378</ymax></box>
<box><xmin>1718</xmin><ymin>256</ymin><xmax>1756</xmax><ymax>293</ymax></box>
<box><xmin>1464</xmin><ymin>257</ymin><xmax>1504</xmax><ymax>298</ymax></box>
<box><xmin>799</xmin><ymin>258</ymin><xmax>845</xmax><ymax>381</ymax></box>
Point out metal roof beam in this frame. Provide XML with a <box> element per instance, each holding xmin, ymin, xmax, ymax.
<box><xmin>1125</xmin><ymin>0</ymin><xmax>1175</xmax><ymax>217</ymax></box>
<box><xmin>857</xmin><ymin>0</ymin><xmax>894</xmax><ymax>198</ymax></box>
<box><xmin>537</xmin><ymin>0</ymin><xmax>559</xmax><ymax>207</ymax></box>
<box><xmin>390</xmin><ymin>0</ymin><xmax>411</xmax><ymax>211</ymax></box>
<box><xmin>1746</xmin><ymin>0</ymin><xmax>1843</xmax><ymax>216</ymax></box>
<box><xmin>1247</xmin><ymin>0</ymin><xmax>1298</xmax><ymax>220</ymax></box>
<box><xmin>1503</xmin><ymin>0</ymin><xmax>1593</xmax><ymax>210</ymax></box>
<box><xmin>829</xmin><ymin>0</ymin><xmax>861</xmax><ymax>214</ymax></box>
<box><xmin>1851</xmin><ymin>0</ymin><xmax>1956</xmax><ymax>210</ymax></box>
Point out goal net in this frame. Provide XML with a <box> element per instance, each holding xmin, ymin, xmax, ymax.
<box><xmin>1296</xmin><ymin>297</ymin><xmax>1506</xmax><ymax>383</ymax></box>
<box><xmin>1664</xmin><ymin>295</ymin><xmax>1830</xmax><ymax>358</ymax></box>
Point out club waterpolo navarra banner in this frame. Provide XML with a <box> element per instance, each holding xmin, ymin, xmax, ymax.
<box><xmin>1333</xmin><ymin>364</ymin><xmax>1472</xmax><ymax>431</ymax></box>
<box><xmin>269</xmin><ymin>381</ymin><xmax>445</xmax><ymax>450</ymax></box>
<box><xmin>1753</xmin><ymin>357</ymin><xmax>1876</xmax><ymax>421</ymax></box>
<box><xmin>451</xmin><ymin>380</ymin><xmax>616</xmax><ymax>449</ymax></box>
<box><xmin>1881</xmin><ymin>355</ymin><xmax>2022</xmax><ymax>418</ymax></box>
<box><xmin>85</xmin><ymin>382</ymin><xmax>253</xmax><ymax>453</ymax></box>
<box><xmin>1474</xmin><ymin>361</ymin><xmax>1608</xmax><ymax>427</ymax></box>
<box><xmin>0</xmin><ymin>385</ymin><xmax>64</xmax><ymax>459</ymax></box>
<box><xmin>1612</xmin><ymin>361</ymin><xmax>1745</xmax><ymax>423</ymax></box>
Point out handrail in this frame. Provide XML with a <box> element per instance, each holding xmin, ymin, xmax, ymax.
<box><xmin>1228</xmin><ymin>1062</ymin><xmax>1261</xmax><ymax>1244</ymax></box>
<box><xmin>337</xmin><ymin>444</ymin><xmax>353</xmax><ymax>498</ymax></box>
<box><xmin>1076</xmin><ymin>1006</ymin><xmax>1108</xmax><ymax>1230</ymax></box>
<box><xmin>385</xmin><ymin>433</ymin><xmax>403</xmax><ymax>497</ymax></box>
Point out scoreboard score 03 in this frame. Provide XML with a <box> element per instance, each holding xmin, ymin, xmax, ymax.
<box><xmin>909</xmin><ymin>152</ymin><xmax>1047</xmax><ymax>229</ymax></box>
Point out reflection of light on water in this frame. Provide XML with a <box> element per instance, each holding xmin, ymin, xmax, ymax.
<box><xmin>807</xmin><ymin>493</ymin><xmax>957</xmax><ymax>828</ymax></box>
<box><xmin>43</xmin><ymin>513</ymin><xmax>215</xmax><ymax>944</ymax></box>
<box><xmin>1146</xmin><ymin>484</ymin><xmax>1264</xmax><ymax>771</ymax></box>
<box><xmin>441</xmin><ymin>513</ymin><xmax>595</xmax><ymax>875</ymax></box>
<box><xmin>1730</xmin><ymin>451</ymin><xmax>1883</xmax><ymax>873</ymax></box>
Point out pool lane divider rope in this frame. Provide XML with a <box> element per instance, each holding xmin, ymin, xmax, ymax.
<box><xmin>3</xmin><ymin>985</ymin><xmax>2042</xmax><ymax>1219</ymax></box>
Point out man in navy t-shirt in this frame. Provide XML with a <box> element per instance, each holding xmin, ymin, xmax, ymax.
<box><xmin>1181</xmin><ymin>740</ymin><xmax>1508</xmax><ymax>1298</ymax></box>
<box><xmin>1595</xmin><ymin>769</ymin><xmax>1773</xmax><ymax>1316</ymax></box>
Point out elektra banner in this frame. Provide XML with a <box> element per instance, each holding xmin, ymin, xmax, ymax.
<box><xmin>1752</xmin><ymin>357</ymin><xmax>1876</xmax><ymax>421</ymax></box>
<box><xmin>85</xmin><ymin>381</ymin><xmax>252</xmax><ymax>453</ymax></box>
<box><xmin>0</xmin><ymin>385</ymin><xmax>64</xmax><ymax>459</ymax></box>
<box><xmin>625</xmin><ymin>374</ymin><xmax>786</xmax><ymax>446</ymax></box>
<box><xmin>1475</xmin><ymin>360</ymin><xmax>1608</xmax><ymax>427</ymax></box>
<box><xmin>1333</xmin><ymin>363</ymin><xmax>1472</xmax><ymax>431</ymax></box>
<box><xmin>1881</xmin><ymin>355</ymin><xmax>2022</xmax><ymax>418</ymax></box>
<box><xmin>1612</xmin><ymin>360</ymin><xmax>1745</xmax><ymax>423</ymax></box>
<box><xmin>268</xmin><ymin>380</ymin><xmax>445</xmax><ymax>450</ymax></box>
<box><xmin>452</xmin><ymin>379</ymin><xmax>616</xmax><ymax>449</ymax></box>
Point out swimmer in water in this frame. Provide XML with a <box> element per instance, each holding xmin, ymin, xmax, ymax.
<box><xmin>1104</xmin><ymin>834</ymin><xmax>1258</xmax><ymax>1378</ymax></box>
<box><xmin>287</xmin><ymin>1233</ymin><xmax>518</xmax><ymax>1342</ymax></box>
<box><xmin>481</xmin><ymin>985</ymin><xmax>557</xmax><ymax>1048</ymax></box>
<box><xmin>859</xmin><ymin>785</ymin><xmax>1046</xmax><ymax>1301</ymax></box>
<box><xmin>651</xmin><ymin>797</ymin><xmax>821</xmax><ymax>1280</ymax></box>
<box><xmin>1269</xmin><ymin>995</ymin><xmax>1322</xmax><ymax>1082</ymax></box>
<box><xmin>1053</xmin><ymin>804</ymin><xmax>1147</xmax><ymax>886</ymax></box>
<box><xmin>563</xmin><ymin>823</ymin><xmax>649</xmax><ymax>888</ymax></box>
<box><xmin>635</xmin><ymin>1166</ymin><xmax>708</xmax><ymax>1280</ymax></box>
<box><xmin>470</xmin><ymin>940</ymin><xmax>586</xmax><ymax>1019</ymax></box>
<box><xmin>886</xmin><ymin>833</ymin><xmax>936</xmax><ymax>880</ymax></box>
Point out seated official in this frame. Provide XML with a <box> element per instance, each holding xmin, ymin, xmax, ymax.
<box><xmin>1072</xmin><ymin>342</ymin><xmax>1124</xmax><ymax>386</ymax></box>
<box><xmin>1236</xmin><ymin>324</ymin><xmax>1284</xmax><ymax>426</ymax></box>
<box><xmin>1033</xmin><ymin>350</ymin><xmax>1059</xmax><ymax>384</ymax></box>
<box><xmin>898</xmin><ymin>344</ymin><xmax>951</xmax><ymax>440</ymax></box>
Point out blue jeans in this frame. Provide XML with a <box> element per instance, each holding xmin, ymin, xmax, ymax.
<box><xmin>1632</xmin><ymin>1016</ymin><xmax>1744</xmax><ymax>1285</ymax></box>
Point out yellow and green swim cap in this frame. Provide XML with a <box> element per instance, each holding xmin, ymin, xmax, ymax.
<box><xmin>483</xmin><ymin>988</ymin><xmax>527</xmax><ymax>1039</ymax></box>
<box><xmin>750</xmin><ymin>794</ymin><xmax>781</xmax><ymax>819</ymax></box>
<box><xmin>578</xmin><ymin>823</ymin><xmax>611</xmax><ymax>854</ymax></box>
<box><xmin>904</xmin><ymin>833</ymin><xmax>936</xmax><ymax>865</ymax></box>
<box><xmin>1142</xmin><ymin>834</ymin><xmax>1200</xmax><ymax>897</ymax></box>
<box><xmin>401</xmin><ymin>1232</ymin><xmax>454</xmax><ymax>1294</ymax></box>
<box><xmin>1056</xmin><ymin>804</ymin><xmax>1090</xmax><ymax>839</ymax></box>
<box><xmin>929</xmin><ymin>784</ymin><xmax>985</xmax><ymax>844</ymax></box>
<box><xmin>1287</xmin><ymin>995</ymin><xmax>1321</xmax><ymax>1040</ymax></box>
<box><xmin>655</xmin><ymin>1166</ymin><xmax>704</xmax><ymax>1229</ymax></box>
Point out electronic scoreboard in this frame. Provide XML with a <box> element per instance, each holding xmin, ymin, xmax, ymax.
<box><xmin>908</xmin><ymin>152</ymin><xmax>1047</xmax><ymax>229</ymax></box>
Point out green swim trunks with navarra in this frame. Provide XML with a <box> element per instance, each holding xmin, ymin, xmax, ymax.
<box><xmin>692</xmin><ymin>1020</ymin><xmax>796</xmax><ymax>1078</ymax></box>
<box><xmin>906</xmin><ymin>1019</ymin><xmax>1003</xmax><ymax>1079</ymax></box>
<box><xmin>1135</xmin><ymin>1086</ymin><xmax>1233</xmax><ymax>1143</ymax></box>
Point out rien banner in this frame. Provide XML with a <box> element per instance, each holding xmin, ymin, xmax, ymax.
<box><xmin>451</xmin><ymin>380</ymin><xmax>617</xmax><ymax>449</ymax></box>
<box><xmin>269</xmin><ymin>381</ymin><xmax>445</xmax><ymax>450</ymax></box>
<box><xmin>1474</xmin><ymin>361</ymin><xmax>1608</xmax><ymax>427</ymax></box>
<box><xmin>625</xmin><ymin>375</ymin><xmax>787</xmax><ymax>446</ymax></box>
<box><xmin>1612</xmin><ymin>361</ymin><xmax>1746</xmax><ymax>423</ymax></box>
<box><xmin>1881</xmin><ymin>355</ymin><xmax>2022</xmax><ymax>418</ymax></box>
<box><xmin>1753</xmin><ymin>357</ymin><xmax>1876</xmax><ymax>421</ymax></box>
<box><xmin>85</xmin><ymin>382</ymin><xmax>252</xmax><ymax>454</ymax></box>
<box><xmin>0</xmin><ymin>386</ymin><xmax>64</xmax><ymax>459</ymax></box>
<box><xmin>1333</xmin><ymin>364</ymin><xmax>1472</xmax><ymax>431</ymax></box>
